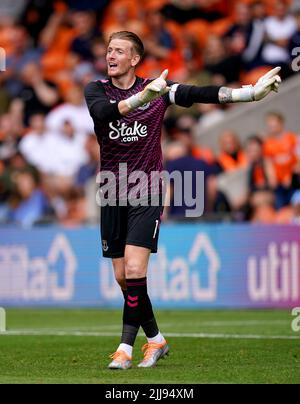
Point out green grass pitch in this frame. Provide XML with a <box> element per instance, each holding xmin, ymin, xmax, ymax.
<box><xmin>0</xmin><ymin>309</ymin><xmax>300</xmax><ymax>384</ymax></box>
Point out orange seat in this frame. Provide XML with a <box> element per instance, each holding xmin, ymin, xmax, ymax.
<box><xmin>102</xmin><ymin>0</ymin><xmax>140</xmax><ymax>33</ymax></box>
<box><xmin>0</xmin><ymin>27</ymin><xmax>22</xmax><ymax>56</ymax></box>
<box><xmin>136</xmin><ymin>58</ymin><xmax>162</xmax><ymax>79</ymax></box>
<box><xmin>209</xmin><ymin>18</ymin><xmax>233</xmax><ymax>36</ymax></box>
<box><xmin>41</xmin><ymin>27</ymin><xmax>76</xmax><ymax>78</ymax></box>
<box><xmin>165</xmin><ymin>20</ymin><xmax>184</xmax><ymax>48</ymax></box>
<box><xmin>143</xmin><ymin>0</ymin><xmax>169</xmax><ymax>11</ymax></box>
<box><xmin>184</xmin><ymin>20</ymin><xmax>210</xmax><ymax>48</ymax></box>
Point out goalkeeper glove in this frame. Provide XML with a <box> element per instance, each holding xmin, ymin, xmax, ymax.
<box><xmin>232</xmin><ymin>67</ymin><xmax>282</xmax><ymax>102</ymax></box>
<box><xmin>126</xmin><ymin>69</ymin><xmax>170</xmax><ymax>110</ymax></box>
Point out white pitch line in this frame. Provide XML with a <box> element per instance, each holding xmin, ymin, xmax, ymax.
<box><xmin>0</xmin><ymin>320</ymin><xmax>288</xmax><ymax>334</ymax></box>
<box><xmin>165</xmin><ymin>333</ymin><xmax>300</xmax><ymax>340</ymax></box>
<box><xmin>1</xmin><ymin>330</ymin><xmax>300</xmax><ymax>340</ymax></box>
<box><xmin>189</xmin><ymin>320</ymin><xmax>290</xmax><ymax>327</ymax></box>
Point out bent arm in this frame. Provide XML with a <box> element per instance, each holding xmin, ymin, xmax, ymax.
<box><xmin>84</xmin><ymin>81</ymin><xmax>126</xmax><ymax>122</ymax></box>
<box><xmin>85</xmin><ymin>71</ymin><xmax>170</xmax><ymax>122</ymax></box>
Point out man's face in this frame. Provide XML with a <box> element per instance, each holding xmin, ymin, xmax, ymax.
<box><xmin>246</xmin><ymin>141</ymin><xmax>262</xmax><ymax>163</ymax></box>
<box><xmin>266</xmin><ymin>116</ymin><xmax>284</xmax><ymax>135</ymax></box>
<box><xmin>106</xmin><ymin>39</ymin><xmax>140</xmax><ymax>77</ymax></box>
<box><xmin>220</xmin><ymin>131</ymin><xmax>239</xmax><ymax>155</ymax></box>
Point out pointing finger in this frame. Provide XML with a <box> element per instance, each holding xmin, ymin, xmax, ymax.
<box><xmin>160</xmin><ymin>69</ymin><xmax>169</xmax><ymax>80</ymax></box>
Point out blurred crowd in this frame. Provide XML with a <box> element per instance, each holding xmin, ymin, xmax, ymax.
<box><xmin>164</xmin><ymin>111</ymin><xmax>300</xmax><ymax>224</ymax></box>
<box><xmin>0</xmin><ymin>0</ymin><xmax>300</xmax><ymax>227</ymax></box>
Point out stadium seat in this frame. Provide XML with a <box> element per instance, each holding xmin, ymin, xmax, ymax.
<box><xmin>184</xmin><ymin>20</ymin><xmax>210</xmax><ymax>48</ymax></box>
<box><xmin>209</xmin><ymin>18</ymin><xmax>233</xmax><ymax>36</ymax></box>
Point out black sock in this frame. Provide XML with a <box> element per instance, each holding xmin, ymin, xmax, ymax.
<box><xmin>140</xmin><ymin>292</ymin><xmax>159</xmax><ymax>339</ymax></box>
<box><xmin>141</xmin><ymin>311</ymin><xmax>159</xmax><ymax>338</ymax></box>
<box><xmin>120</xmin><ymin>323</ymin><xmax>138</xmax><ymax>347</ymax></box>
<box><xmin>120</xmin><ymin>278</ymin><xmax>147</xmax><ymax>346</ymax></box>
<box><xmin>123</xmin><ymin>277</ymin><xmax>159</xmax><ymax>340</ymax></box>
<box><xmin>121</xmin><ymin>288</ymin><xmax>137</xmax><ymax>345</ymax></box>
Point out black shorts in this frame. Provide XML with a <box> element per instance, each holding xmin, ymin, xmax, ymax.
<box><xmin>100</xmin><ymin>197</ymin><xmax>164</xmax><ymax>258</ymax></box>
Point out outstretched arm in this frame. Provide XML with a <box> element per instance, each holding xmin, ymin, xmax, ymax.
<box><xmin>218</xmin><ymin>67</ymin><xmax>281</xmax><ymax>104</ymax></box>
<box><xmin>85</xmin><ymin>67</ymin><xmax>281</xmax><ymax>123</ymax></box>
<box><xmin>169</xmin><ymin>67</ymin><xmax>282</xmax><ymax>107</ymax></box>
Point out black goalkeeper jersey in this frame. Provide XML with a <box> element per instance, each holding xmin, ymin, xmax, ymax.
<box><xmin>85</xmin><ymin>77</ymin><xmax>220</xmax><ymax>199</ymax></box>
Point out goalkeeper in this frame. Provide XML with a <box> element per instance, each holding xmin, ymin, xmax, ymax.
<box><xmin>85</xmin><ymin>31</ymin><xmax>281</xmax><ymax>370</ymax></box>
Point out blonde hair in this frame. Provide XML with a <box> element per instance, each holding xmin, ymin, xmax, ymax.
<box><xmin>108</xmin><ymin>31</ymin><xmax>144</xmax><ymax>58</ymax></box>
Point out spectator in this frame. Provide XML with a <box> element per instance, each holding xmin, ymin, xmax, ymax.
<box><xmin>58</xmin><ymin>187</ymin><xmax>87</xmax><ymax>227</ymax></box>
<box><xmin>91</xmin><ymin>36</ymin><xmax>108</xmax><ymax>78</ymax></box>
<box><xmin>289</xmin><ymin>3</ymin><xmax>300</xmax><ymax>58</ymax></box>
<box><xmin>245</xmin><ymin>135</ymin><xmax>277</xmax><ymax>193</ymax></box>
<box><xmin>38</xmin><ymin>4</ymin><xmax>75</xmax><ymax>80</ymax></box>
<box><xmin>263</xmin><ymin>111</ymin><xmax>299</xmax><ymax>208</ymax></box>
<box><xmin>203</xmin><ymin>35</ymin><xmax>241</xmax><ymax>85</ymax></box>
<box><xmin>276</xmin><ymin>189</ymin><xmax>300</xmax><ymax>224</ymax></box>
<box><xmin>144</xmin><ymin>10</ymin><xmax>175</xmax><ymax>60</ymax></box>
<box><xmin>68</xmin><ymin>0</ymin><xmax>109</xmax><ymax>14</ymax></box>
<box><xmin>0</xmin><ymin>0</ymin><xmax>298</xmax><ymax>226</ymax></box>
<box><xmin>19</xmin><ymin>113</ymin><xmax>54</xmax><ymax>171</ymax></box>
<box><xmin>75</xmin><ymin>134</ymin><xmax>100</xmax><ymax>223</ymax></box>
<box><xmin>172</xmin><ymin>114</ymin><xmax>215</xmax><ymax>165</ymax></box>
<box><xmin>243</xmin><ymin>135</ymin><xmax>277</xmax><ymax>221</ymax></box>
<box><xmin>16</xmin><ymin>62</ymin><xmax>60</xmax><ymax>126</ymax></box>
<box><xmin>160</xmin><ymin>0</ymin><xmax>225</xmax><ymax>24</ymax></box>
<box><xmin>76</xmin><ymin>135</ymin><xmax>100</xmax><ymax>187</ymax></box>
<box><xmin>262</xmin><ymin>0</ymin><xmax>297</xmax><ymax>76</ymax></box>
<box><xmin>242</xmin><ymin>1</ymin><xmax>266</xmax><ymax>70</ymax></box>
<box><xmin>19</xmin><ymin>114</ymin><xmax>88</xmax><ymax>201</ymax></box>
<box><xmin>3</xmin><ymin>27</ymin><xmax>43</xmax><ymax>97</ymax></box>
<box><xmin>224</xmin><ymin>3</ymin><xmax>252</xmax><ymax>57</ymax></box>
<box><xmin>70</xmin><ymin>10</ymin><xmax>101</xmax><ymax>62</ymax></box>
<box><xmin>8</xmin><ymin>168</ymin><xmax>49</xmax><ymax>227</ymax></box>
<box><xmin>216</xmin><ymin>130</ymin><xmax>248</xmax><ymax>173</ymax></box>
<box><xmin>46</xmin><ymin>84</ymin><xmax>94</xmax><ymax>136</ymax></box>
<box><xmin>0</xmin><ymin>151</ymin><xmax>32</xmax><ymax>220</ymax></box>
<box><xmin>211</xmin><ymin>130</ymin><xmax>249</xmax><ymax>214</ymax></box>
<box><xmin>196</xmin><ymin>103</ymin><xmax>225</xmax><ymax>133</ymax></box>
<box><xmin>73</xmin><ymin>61</ymin><xmax>97</xmax><ymax>88</ymax></box>
<box><xmin>138</xmin><ymin>9</ymin><xmax>185</xmax><ymax>80</ymax></box>
<box><xmin>38</xmin><ymin>120</ymin><xmax>89</xmax><ymax>217</ymax></box>
<box><xmin>249</xmin><ymin>191</ymin><xmax>277</xmax><ymax>224</ymax></box>
<box><xmin>0</xmin><ymin>113</ymin><xmax>23</xmax><ymax>162</ymax></box>
<box><xmin>20</xmin><ymin>0</ymin><xmax>57</xmax><ymax>45</ymax></box>
<box><xmin>164</xmin><ymin>137</ymin><xmax>215</xmax><ymax>219</ymax></box>
<box><xmin>46</xmin><ymin>120</ymin><xmax>88</xmax><ymax>178</ymax></box>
